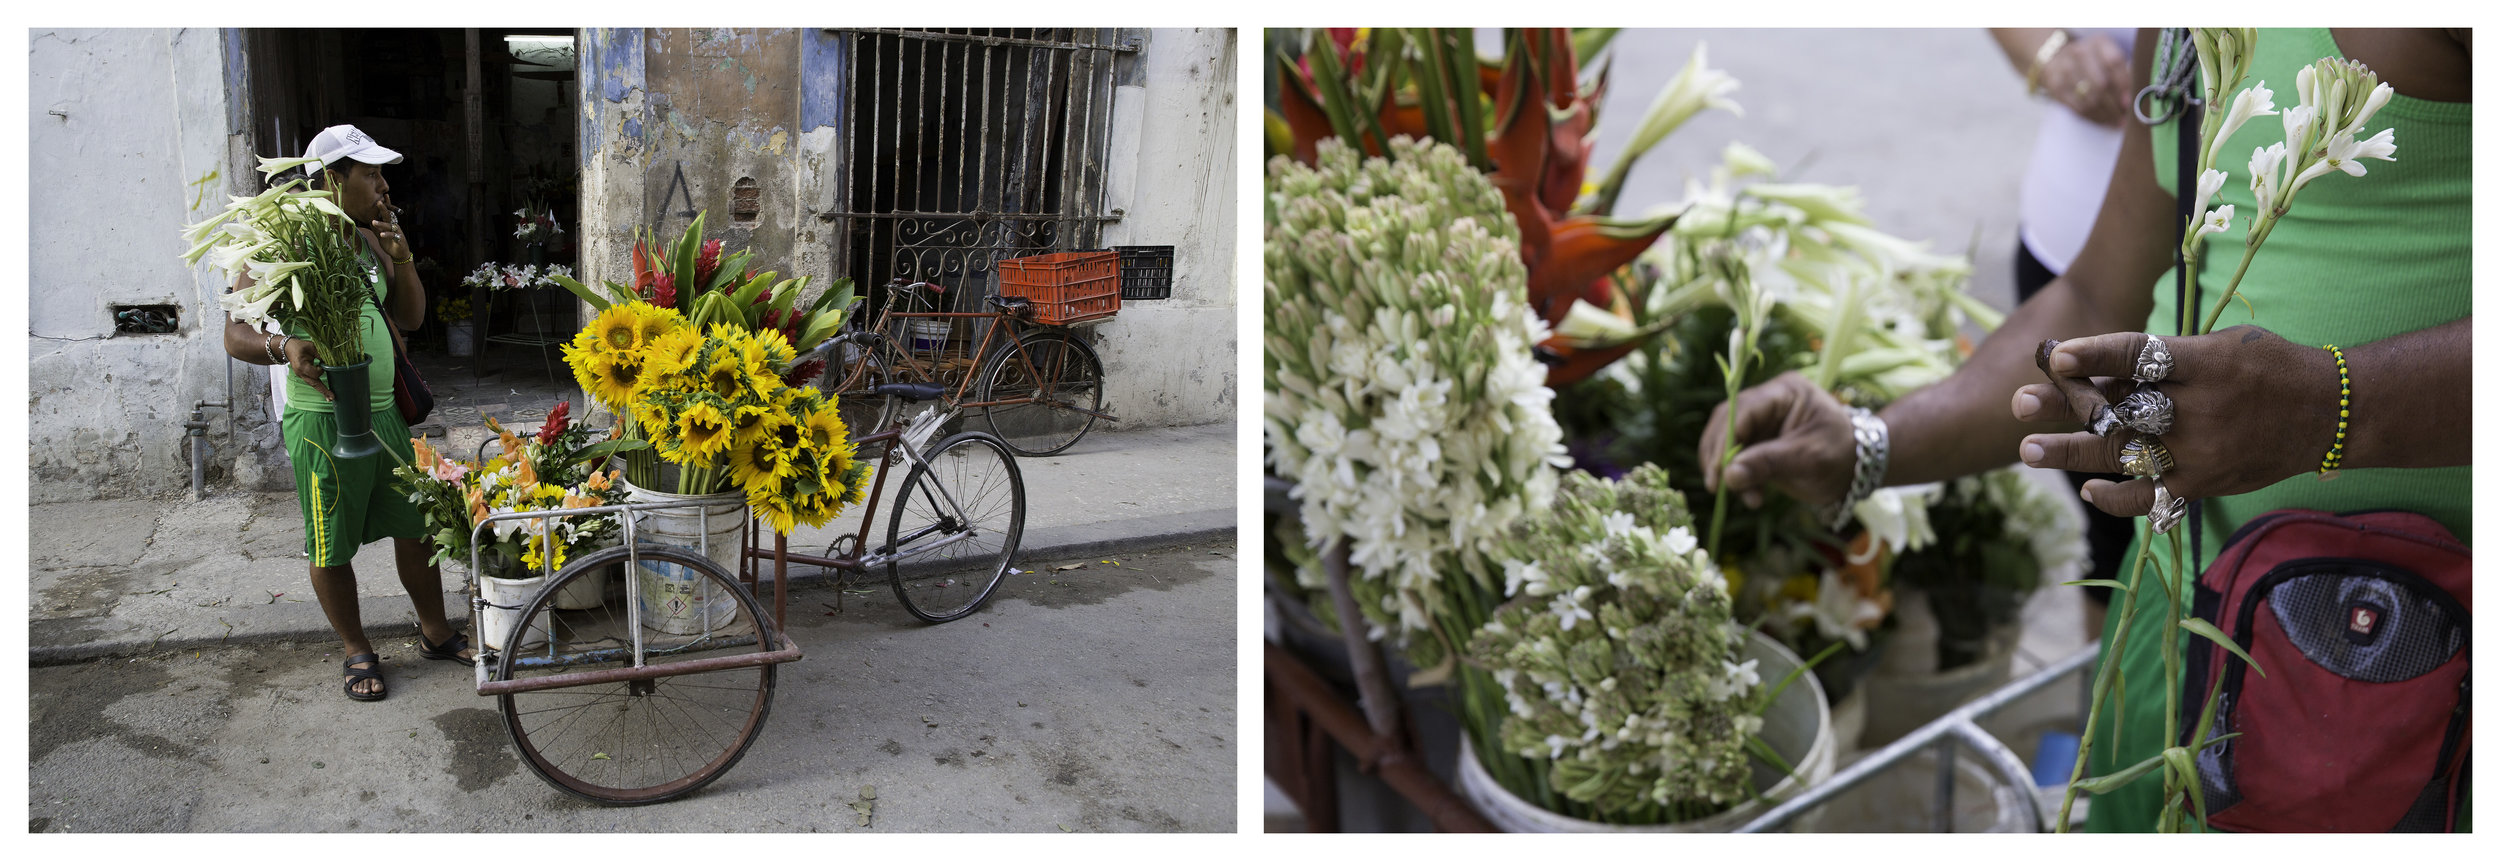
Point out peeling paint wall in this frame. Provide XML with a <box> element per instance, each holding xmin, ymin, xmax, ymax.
<box><xmin>1092</xmin><ymin>28</ymin><xmax>1238</xmax><ymax>429</ymax></box>
<box><xmin>29</xmin><ymin>28</ymin><xmax>262</xmax><ymax>502</ymax></box>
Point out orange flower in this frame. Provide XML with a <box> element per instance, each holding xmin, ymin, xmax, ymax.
<box><xmin>1837</xmin><ymin>531</ymin><xmax>1887</xmax><ymax>599</ymax></box>
<box><xmin>466</xmin><ymin>484</ymin><xmax>489</xmax><ymax>525</ymax></box>
<box><xmin>514</xmin><ymin>456</ymin><xmax>539</xmax><ymax>489</ymax></box>
<box><xmin>411</xmin><ymin>437</ymin><xmax>439</xmax><ymax>470</ymax></box>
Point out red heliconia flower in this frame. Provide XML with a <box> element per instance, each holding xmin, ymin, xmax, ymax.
<box><xmin>694</xmin><ymin>239</ymin><xmax>725</xmax><ymax>290</ymax></box>
<box><xmin>652</xmin><ymin>273</ymin><xmax>677</xmax><ymax>309</ymax></box>
<box><xmin>630</xmin><ymin>234</ymin><xmax>657</xmax><ymax>297</ymax></box>
<box><xmin>538</xmin><ymin>401</ymin><xmax>571</xmax><ymax>445</ymax></box>
<box><xmin>786</xmin><ymin>359</ymin><xmax>825</xmax><ymax>387</ymax></box>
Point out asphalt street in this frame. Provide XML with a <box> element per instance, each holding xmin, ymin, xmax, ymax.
<box><xmin>29</xmin><ymin>539</ymin><xmax>1238</xmax><ymax>833</ymax></box>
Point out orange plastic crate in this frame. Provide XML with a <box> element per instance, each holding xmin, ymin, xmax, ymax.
<box><xmin>998</xmin><ymin>251</ymin><xmax>1122</xmax><ymax>325</ymax></box>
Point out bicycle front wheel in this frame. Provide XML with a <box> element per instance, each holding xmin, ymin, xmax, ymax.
<box><xmin>495</xmin><ymin>543</ymin><xmax>777</xmax><ymax>805</ymax></box>
<box><xmin>978</xmin><ymin>329</ymin><xmax>1103</xmax><ymax>457</ymax></box>
<box><xmin>886</xmin><ymin>431</ymin><xmax>1026</xmax><ymax>623</ymax></box>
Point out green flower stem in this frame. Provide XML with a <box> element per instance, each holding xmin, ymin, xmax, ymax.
<box><xmin>2056</xmin><ymin>536</ymin><xmax>2156</xmax><ymax>832</ymax></box>
<box><xmin>2198</xmin><ymin>217</ymin><xmax>2277</xmax><ymax>336</ymax></box>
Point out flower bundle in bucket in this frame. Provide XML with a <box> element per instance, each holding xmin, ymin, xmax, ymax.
<box><xmin>183</xmin><ymin>155</ymin><xmax>384</xmax><ymax>457</ymax></box>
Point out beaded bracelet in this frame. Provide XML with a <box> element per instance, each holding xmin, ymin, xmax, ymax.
<box><xmin>2320</xmin><ymin>344</ymin><xmax>2350</xmax><ymax>474</ymax></box>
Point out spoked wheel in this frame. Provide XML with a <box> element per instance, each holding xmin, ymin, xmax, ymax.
<box><xmin>494</xmin><ymin>544</ymin><xmax>777</xmax><ymax>805</ymax></box>
<box><xmin>979</xmin><ymin>329</ymin><xmax>1104</xmax><ymax>457</ymax></box>
<box><xmin>827</xmin><ymin>346</ymin><xmax>898</xmax><ymax>458</ymax></box>
<box><xmin>885</xmin><ymin>431</ymin><xmax>1026</xmax><ymax>623</ymax></box>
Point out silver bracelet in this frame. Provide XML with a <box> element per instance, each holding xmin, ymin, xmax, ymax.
<box><xmin>1823</xmin><ymin>406</ymin><xmax>1890</xmax><ymax>532</ymax></box>
<box><xmin>264</xmin><ymin>333</ymin><xmax>282</xmax><ymax>365</ymax></box>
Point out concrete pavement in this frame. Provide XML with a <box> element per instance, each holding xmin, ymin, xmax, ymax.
<box><xmin>31</xmin><ymin>421</ymin><xmax>1237</xmax><ymax>666</ymax></box>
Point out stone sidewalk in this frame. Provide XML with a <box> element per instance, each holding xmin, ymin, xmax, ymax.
<box><xmin>31</xmin><ymin>421</ymin><xmax>1238</xmax><ymax>665</ymax></box>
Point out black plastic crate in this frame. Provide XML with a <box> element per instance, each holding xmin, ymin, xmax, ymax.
<box><xmin>1116</xmin><ymin>245</ymin><xmax>1174</xmax><ymax>300</ymax></box>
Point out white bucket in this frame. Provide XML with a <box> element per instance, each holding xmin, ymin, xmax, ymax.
<box><xmin>446</xmin><ymin>321</ymin><xmax>476</xmax><ymax>357</ymax></box>
<box><xmin>550</xmin><ymin>563</ymin><xmax>608</xmax><ymax>610</ymax></box>
<box><xmin>908</xmin><ymin>319</ymin><xmax>950</xmax><ymax>351</ymax></box>
<box><xmin>480</xmin><ymin>573</ymin><xmax>551</xmax><ymax>652</ymax></box>
<box><xmin>1805</xmin><ymin>747</ymin><xmax>2030</xmax><ymax>832</ymax></box>
<box><xmin>1456</xmin><ymin>630</ymin><xmax>1836</xmax><ymax>832</ymax></box>
<box><xmin>624</xmin><ymin>481</ymin><xmax>746</xmax><ymax>635</ymax></box>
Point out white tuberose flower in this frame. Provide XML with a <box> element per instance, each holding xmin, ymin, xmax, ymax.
<box><xmin>2192</xmin><ymin>169</ymin><xmax>2227</xmax><ymax>219</ymax></box>
<box><xmin>2212</xmin><ymin>80</ymin><xmax>2278</xmax><ymax>154</ymax></box>
<box><xmin>2194</xmin><ymin>205</ymin><xmax>2235</xmax><ymax>246</ymax></box>
<box><xmin>2248</xmin><ymin>142</ymin><xmax>2288</xmax><ymax>206</ymax></box>
<box><xmin>2293</xmin><ymin>128</ymin><xmax>2398</xmax><ymax>191</ymax></box>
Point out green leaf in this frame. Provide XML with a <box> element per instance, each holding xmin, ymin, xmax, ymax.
<box><xmin>2179</xmin><ymin>618</ymin><xmax>2266</xmax><ymax>678</ymax></box>
<box><xmin>2164</xmin><ymin>746</ymin><xmax>2207</xmax><ymax>824</ymax></box>
<box><xmin>1744</xmin><ymin>733</ymin><xmax>1800</xmax><ymax>783</ymax></box>
<box><xmin>2060</xmin><ymin>579</ymin><xmax>2131</xmax><ymax>592</ymax></box>
<box><xmin>1571</xmin><ymin>28</ymin><xmax>1621</xmax><ymax>65</ymax></box>
<box><xmin>2072</xmin><ymin>750</ymin><xmax>2165</xmax><ymax>795</ymax></box>
<box><xmin>549</xmin><ymin>274</ymin><xmax>617</xmax><ymax>311</ymax></box>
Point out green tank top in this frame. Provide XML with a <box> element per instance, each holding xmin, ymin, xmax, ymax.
<box><xmin>2089</xmin><ymin>28</ymin><xmax>2470</xmax><ymax>833</ymax></box>
<box><xmin>283</xmin><ymin>239</ymin><xmax>396</xmax><ymax>415</ymax></box>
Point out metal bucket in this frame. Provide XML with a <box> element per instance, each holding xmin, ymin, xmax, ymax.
<box><xmin>623</xmin><ymin>482</ymin><xmax>746</xmax><ymax>635</ymax></box>
<box><xmin>1455</xmin><ymin>630</ymin><xmax>1836</xmax><ymax>832</ymax></box>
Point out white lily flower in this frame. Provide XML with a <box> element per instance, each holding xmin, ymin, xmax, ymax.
<box><xmin>245</xmin><ymin>258</ymin><xmax>312</xmax><ymax>290</ymax></box>
<box><xmin>2192</xmin><ymin>169</ymin><xmax>2227</xmax><ymax>219</ymax></box>
<box><xmin>256</xmin><ymin>154</ymin><xmax>324</xmax><ymax>177</ymax></box>
<box><xmin>1555</xmin><ymin>298</ymin><xmax>1639</xmax><ymax>346</ymax></box>
<box><xmin>2194</xmin><ymin>204</ymin><xmax>2235</xmax><ymax>246</ymax></box>
<box><xmin>2212</xmin><ymin>80</ymin><xmax>2278</xmax><ymax>154</ymax></box>
<box><xmin>1720</xmin><ymin>140</ymin><xmax>1777</xmax><ymax>178</ymax></box>
<box><xmin>218</xmin><ymin>282</ymin><xmax>283</xmax><ymax>324</ymax></box>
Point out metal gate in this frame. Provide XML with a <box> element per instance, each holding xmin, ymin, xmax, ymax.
<box><xmin>823</xmin><ymin>28</ymin><xmax>1136</xmax><ymax>309</ymax></box>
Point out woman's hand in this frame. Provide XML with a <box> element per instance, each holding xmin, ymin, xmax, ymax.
<box><xmin>2042</xmin><ymin>32</ymin><xmax>2132</xmax><ymax>128</ymax></box>
<box><xmin>1699</xmin><ymin>370</ymin><xmax>1860</xmax><ymax>509</ymax></box>
<box><xmin>2011</xmin><ymin>326</ymin><xmax>2338</xmax><ymax>517</ymax></box>
<box><xmin>286</xmin><ymin>336</ymin><xmax>335</xmax><ymax>402</ymax></box>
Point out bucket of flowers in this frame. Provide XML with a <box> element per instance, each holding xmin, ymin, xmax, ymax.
<box><xmin>183</xmin><ymin>155</ymin><xmax>389</xmax><ymax>458</ymax></box>
<box><xmin>514</xmin><ymin>198</ymin><xmax>563</xmax><ymax>249</ymax></box>
<box><xmin>395</xmin><ymin>403</ymin><xmax>643</xmax><ymax>651</ymax></box>
<box><xmin>437</xmin><ymin>294</ymin><xmax>476</xmax><ymax>356</ymax></box>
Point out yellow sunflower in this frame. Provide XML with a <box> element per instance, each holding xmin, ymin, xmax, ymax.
<box><xmin>589</xmin><ymin>354</ymin><xmax>647</xmax><ymax>409</ymax></box>
<box><xmin>672</xmin><ymin>400</ymin><xmax>735</xmax><ymax>464</ymax></box>
<box><xmin>588</xmin><ymin>304</ymin><xmax>642</xmax><ymax>352</ymax></box>
<box><xmin>643</xmin><ymin>326</ymin><xmax>706</xmax><ymax>379</ymax></box>
<box><xmin>802</xmin><ymin>397</ymin><xmax>849</xmax><ymax>453</ymax></box>
<box><xmin>632</xmin><ymin>303</ymin><xmax>685</xmax><ymax>349</ymax></box>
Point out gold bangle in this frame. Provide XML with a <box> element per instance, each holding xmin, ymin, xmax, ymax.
<box><xmin>392</xmin><ymin>255</ymin><xmax>414</xmax><ymax>267</ymax></box>
<box><xmin>2026</xmin><ymin>30</ymin><xmax>2071</xmax><ymax>96</ymax></box>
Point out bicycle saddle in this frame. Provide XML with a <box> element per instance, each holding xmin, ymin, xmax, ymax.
<box><xmin>873</xmin><ymin>382</ymin><xmax>949</xmax><ymax>402</ymax></box>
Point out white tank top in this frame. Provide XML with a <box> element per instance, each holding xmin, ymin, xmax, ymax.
<box><xmin>2017</xmin><ymin>27</ymin><xmax>2136</xmax><ymax>276</ymax></box>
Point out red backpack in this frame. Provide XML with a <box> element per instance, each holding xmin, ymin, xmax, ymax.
<box><xmin>2180</xmin><ymin>509</ymin><xmax>2471</xmax><ymax>832</ymax></box>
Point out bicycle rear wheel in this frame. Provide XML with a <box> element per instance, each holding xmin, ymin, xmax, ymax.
<box><xmin>885</xmin><ymin>431</ymin><xmax>1025</xmax><ymax>623</ymax></box>
<box><xmin>827</xmin><ymin>345</ymin><xmax>898</xmax><ymax>457</ymax></box>
<box><xmin>979</xmin><ymin>329</ymin><xmax>1103</xmax><ymax>457</ymax></box>
<box><xmin>495</xmin><ymin>543</ymin><xmax>776</xmax><ymax>805</ymax></box>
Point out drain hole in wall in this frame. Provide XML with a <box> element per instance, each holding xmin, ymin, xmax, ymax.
<box><xmin>113</xmin><ymin>304</ymin><xmax>180</xmax><ymax>335</ymax></box>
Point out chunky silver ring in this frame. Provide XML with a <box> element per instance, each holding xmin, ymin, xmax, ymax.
<box><xmin>2111</xmin><ymin>387</ymin><xmax>2175</xmax><ymax>435</ymax></box>
<box><xmin>2134</xmin><ymin>335</ymin><xmax>2175</xmax><ymax>383</ymax></box>
<box><xmin>2148</xmin><ymin>478</ymin><xmax>2186</xmax><ymax>534</ymax></box>
<box><xmin>2120</xmin><ymin>436</ymin><xmax>2175</xmax><ymax>479</ymax></box>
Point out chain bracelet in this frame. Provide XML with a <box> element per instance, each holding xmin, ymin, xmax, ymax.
<box><xmin>1823</xmin><ymin>406</ymin><xmax>1890</xmax><ymax>532</ymax></box>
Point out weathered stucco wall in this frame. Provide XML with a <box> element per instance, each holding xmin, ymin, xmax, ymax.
<box><xmin>1092</xmin><ymin>28</ymin><xmax>1238</xmax><ymax>429</ymax></box>
<box><xmin>29</xmin><ymin>28</ymin><xmax>265</xmax><ymax>502</ymax></box>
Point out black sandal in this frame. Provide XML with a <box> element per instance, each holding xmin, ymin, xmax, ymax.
<box><xmin>342</xmin><ymin>653</ymin><xmax>386</xmax><ymax>702</ymax></box>
<box><xmin>418</xmin><ymin>631</ymin><xmax>474</xmax><ymax>666</ymax></box>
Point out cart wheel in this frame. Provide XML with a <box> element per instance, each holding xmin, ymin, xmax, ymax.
<box><xmin>886</xmin><ymin>431</ymin><xmax>1025</xmax><ymax>623</ymax></box>
<box><xmin>979</xmin><ymin>329</ymin><xmax>1103</xmax><ymax>457</ymax></box>
<box><xmin>495</xmin><ymin>544</ymin><xmax>776</xmax><ymax>805</ymax></box>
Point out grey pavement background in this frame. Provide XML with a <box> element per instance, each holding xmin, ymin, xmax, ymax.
<box><xmin>32</xmin><ymin>421</ymin><xmax>1235</xmax><ymax>664</ymax></box>
<box><xmin>1263</xmin><ymin>28</ymin><xmax>2099</xmax><ymax>830</ymax></box>
<box><xmin>29</xmin><ymin>539</ymin><xmax>1236</xmax><ymax>832</ymax></box>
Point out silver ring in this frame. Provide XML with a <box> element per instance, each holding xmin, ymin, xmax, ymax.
<box><xmin>2120</xmin><ymin>436</ymin><xmax>2175</xmax><ymax>479</ymax></box>
<box><xmin>2111</xmin><ymin>387</ymin><xmax>2175</xmax><ymax>435</ymax></box>
<box><xmin>2149</xmin><ymin>479</ymin><xmax>2186</xmax><ymax>534</ymax></box>
<box><xmin>2134</xmin><ymin>335</ymin><xmax>2175</xmax><ymax>383</ymax></box>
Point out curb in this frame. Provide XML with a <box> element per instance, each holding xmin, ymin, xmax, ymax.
<box><xmin>29</xmin><ymin>509</ymin><xmax>1237</xmax><ymax>667</ymax></box>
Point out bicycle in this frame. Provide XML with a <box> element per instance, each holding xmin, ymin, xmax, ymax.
<box><xmin>467</xmin><ymin>346</ymin><xmax>1026</xmax><ymax>805</ymax></box>
<box><xmin>826</xmin><ymin>277</ymin><xmax>1115</xmax><ymax>458</ymax></box>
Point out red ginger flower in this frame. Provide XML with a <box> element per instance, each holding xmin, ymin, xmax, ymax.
<box><xmin>694</xmin><ymin>239</ymin><xmax>724</xmax><ymax>291</ymax></box>
<box><xmin>538</xmin><ymin>401</ymin><xmax>571</xmax><ymax>445</ymax></box>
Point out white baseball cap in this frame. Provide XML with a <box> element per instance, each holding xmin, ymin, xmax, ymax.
<box><xmin>301</xmin><ymin>124</ymin><xmax>405</xmax><ymax>177</ymax></box>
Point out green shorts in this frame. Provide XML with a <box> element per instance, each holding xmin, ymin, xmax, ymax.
<box><xmin>283</xmin><ymin>407</ymin><xmax>425</xmax><ymax>567</ymax></box>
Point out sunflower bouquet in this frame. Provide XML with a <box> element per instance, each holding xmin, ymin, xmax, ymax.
<box><xmin>563</xmin><ymin>301</ymin><xmax>869</xmax><ymax>534</ymax></box>
<box><xmin>550</xmin><ymin>210</ymin><xmax>855</xmax><ymax>385</ymax></box>
<box><xmin>396</xmin><ymin>406</ymin><xmax>640</xmax><ymax>576</ymax></box>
